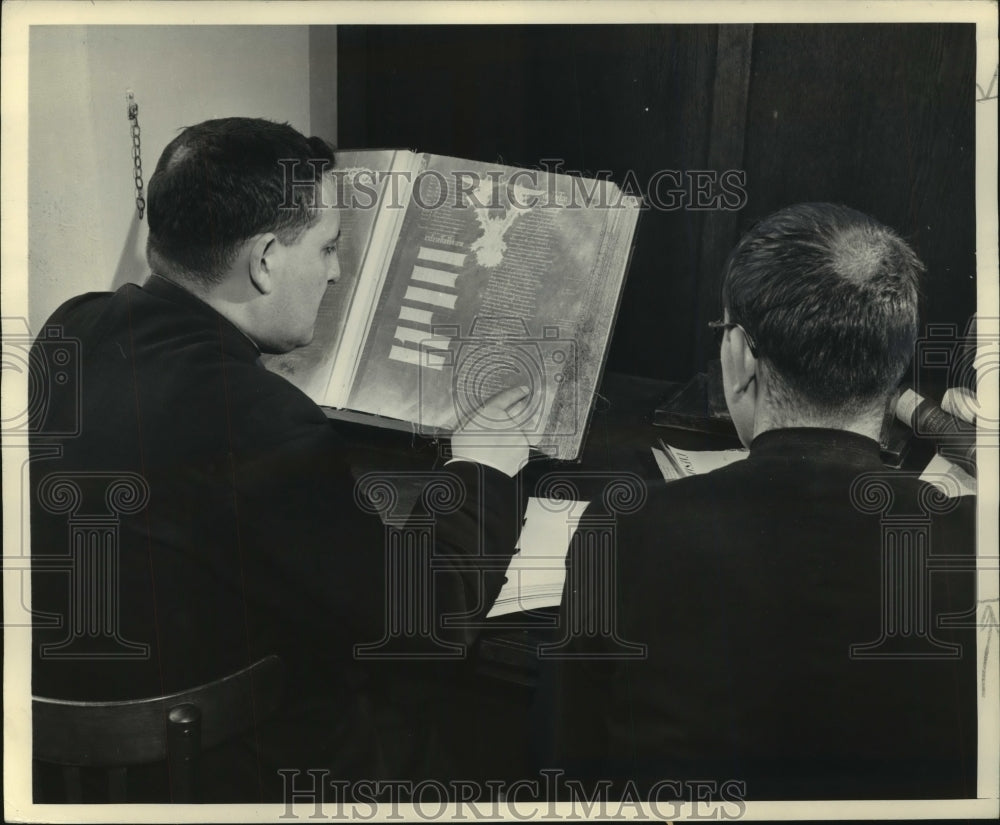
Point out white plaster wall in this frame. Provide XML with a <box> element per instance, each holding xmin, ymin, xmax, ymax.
<box><xmin>28</xmin><ymin>25</ymin><xmax>312</xmax><ymax>334</ymax></box>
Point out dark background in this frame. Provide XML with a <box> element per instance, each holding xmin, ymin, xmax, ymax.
<box><xmin>336</xmin><ymin>24</ymin><xmax>977</xmax><ymax>395</ymax></box>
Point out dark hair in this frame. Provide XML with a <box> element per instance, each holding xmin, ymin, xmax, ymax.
<box><xmin>146</xmin><ymin>117</ymin><xmax>335</xmax><ymax>283</ymax></box>
<box><xmin>721</xmin><ymin>202</ymin><xmax>922</xmax><ymax>414</ymax></box>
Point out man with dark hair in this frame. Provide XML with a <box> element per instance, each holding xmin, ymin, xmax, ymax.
<box><xmin>31</xmin><ymin>118</ymin><xmax>529</xmax><ymax>801</ymax></box>
<box><xmin>549</xmin><ymin>203</ymin><xmax>976</xmax><ymax>800</ymax></box>
<box><xmin>719</xmin><ymin>203</ymin><xmax>923</xmax><ymax>435</ymax></box>
<box><xmin>145</xmin><ymin>118</ymin><xmax>339</xmax><ymax>284</ymax></box>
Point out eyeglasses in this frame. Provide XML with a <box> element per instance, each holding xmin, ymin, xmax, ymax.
<box><xmin>707</xmin><ymin>319</ymin><xmax>759</xmax><ymax>358</ymax></box>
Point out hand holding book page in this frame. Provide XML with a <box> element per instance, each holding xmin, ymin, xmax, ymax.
<box><xmin>449</xmin><ymin>385</ymin><xmax>532</xmax><ymax>477</ymax></box>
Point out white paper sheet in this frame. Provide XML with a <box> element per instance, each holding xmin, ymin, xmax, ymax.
<box><xmin>487</xmin><ymin>496</ymin><xmax>590</xmax><ymax>617</ymax></box>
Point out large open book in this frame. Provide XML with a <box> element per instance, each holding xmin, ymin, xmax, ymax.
<box><xmin>264</xmin><ymin>150</ymin><xmax>641</xmax><ymax>460</ymax></box>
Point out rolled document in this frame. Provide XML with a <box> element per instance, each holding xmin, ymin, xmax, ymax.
<box><xmin>895</xmin><ymin>388</ymin><xmax>976</xmax><ymax>475</ymax></box>
<box><xmin>941</xmin><ymin>387</ymin><xmax>977</xmax><ymax>425</ymax></box>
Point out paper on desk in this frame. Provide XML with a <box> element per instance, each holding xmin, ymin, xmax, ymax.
<box><xmin>920</xmin><ymin>452</ymin><xmax>977</xmax><ymax>498</ymax></box>
<box><xmin>652</xmin><ymin>447</ymin><xmax>683</xmax><ymax>481</ymax></box>
<box><xmin>652</xmin><ymin>443</ymin><xmax>748</xmax><ymax>481</ymax></box>
<box><xmin>487</xmin><ymin>496</ymin><xmax>590</xmax><ymax>617</ymax></box>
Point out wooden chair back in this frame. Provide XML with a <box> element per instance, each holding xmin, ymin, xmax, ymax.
<box><xmin>33</xmin><ymin>654</ymin><xmax>284</xmax><ymax>802</ymax></box>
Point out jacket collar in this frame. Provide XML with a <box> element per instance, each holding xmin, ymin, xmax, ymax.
<box><xmin>749</xmin><ymin>427</ymin><xmax>883</xmax><ymax>468</ymax></box>
<box><xmin>140</xmin><ymin>274</ymin><xmax>262</xmax><ymax>359</ymax></box>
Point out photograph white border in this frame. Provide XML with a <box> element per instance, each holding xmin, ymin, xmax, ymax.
<box><xmin>3</xmin><ymin>1</ymin><xmax>998</xmax><ymax>821</ymax></box>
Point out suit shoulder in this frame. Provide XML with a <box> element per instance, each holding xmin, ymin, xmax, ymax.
<box><xmin>579</xmin><ymin>471</ymin><xmax>731</xmax><ymax>531</ymax></box>
<box><xmin>640</xmin><ymin>463</ymin><xmax>746</xmax><ymax>502</ymax></box>
<box><xmin>238</xmin><ymin>364</ymin><xmax>339</xmax><ymax>445</ymax></box>
<box><xmin>37</xmin><ymin>291</ymin><xmax>115</xmax><ymax>335</ymax></box>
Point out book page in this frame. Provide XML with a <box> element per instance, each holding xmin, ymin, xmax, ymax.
<box><xmin>344</xmin><ymin>154</ymin><xmax>640</xmax><ymax>458</ymax></box>
<box><xmin>263</xmin><ymin>150</ymin><xmax>399</xmax><ymax>400</ymax></box>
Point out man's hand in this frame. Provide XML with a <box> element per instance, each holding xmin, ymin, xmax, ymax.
<box><xmin>449</xmin><ymin>386</ymin><xmax>532</xmax><ymax>477</ymax></box>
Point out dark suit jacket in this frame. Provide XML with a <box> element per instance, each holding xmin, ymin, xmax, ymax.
<box><xmin>546</xmin><ymin>428</ymin><xmax>977</xmax><ymax>800</ymax></box>
<box><xmin>30</xmin><ymin>275</ymin><xmax>523</xmax><ymax>800</ymax></box>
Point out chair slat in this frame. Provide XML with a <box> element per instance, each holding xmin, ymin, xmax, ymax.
<box><xmin>61</xmin><ymin>766</ymin><xmax>82</xmax><ymax>803</ymax></box>
<box><xmin>107</xmin><ymin>767</ymin><xmax>127</xmax><ymax>803</ymax></box>
<box><xmin>166</xmin><ymin>703</ymin><xmax>201</xmax><ymax>803</ymax></box>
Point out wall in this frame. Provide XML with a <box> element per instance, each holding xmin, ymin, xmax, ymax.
<box><xmin>28</xmin><ymin>25</ymin><xmax>311</xmax><ymax>334</ymax></box>
<box><xmin>739</xmin><ymin>24</ymin><xmax>976</xmax><ymax>393</ymax></box>
<box><xmin>310</xmin><ymin>26</ymin><xmax>339</xmax><ymax>147</ymax></box>
<box><xmin>336</xmin><ymin>24</ymin><xmax>977</xmax><ymax>386</ymax></box>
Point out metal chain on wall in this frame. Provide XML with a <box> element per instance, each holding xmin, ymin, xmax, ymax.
<box><xmin>126</xmin><ymin>91</ymin><xmax>145</xmax><ymax>220</ymax></box>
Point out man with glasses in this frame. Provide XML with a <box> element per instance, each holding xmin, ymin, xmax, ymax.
<box><xmin>548</xmin><ymin>203</ymin><xmax>976</xmax><ymax>801</ymax></box>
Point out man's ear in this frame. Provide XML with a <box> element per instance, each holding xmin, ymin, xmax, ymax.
<box><xmin>248</xmin><ymin>233</ymin><xmax>279</xmax><ymax>295</ymax></box>
<box><xmin>727</xmin><ymin>327</ymin><xmax>758</xmax><ymax>399</ymax></box>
